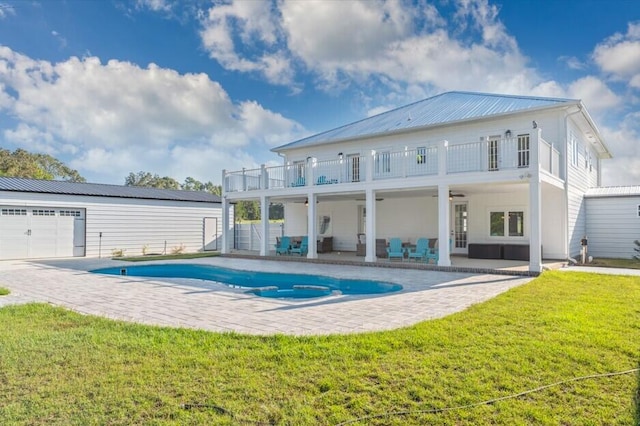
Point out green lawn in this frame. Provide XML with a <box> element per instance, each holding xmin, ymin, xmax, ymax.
<box><xmin>0</xmin><ymin>287</ymin><xmax>9</xmax><ymax>296</ymax></box>
<box><xmin>589</xmin><ymin>257</ymin><xmax>640</xmax><ymax>269</ymax></box>
<box><xmin>0</xmin><ymin>271</ymin><xmax>638</xmax><ymax>425</ymax></box>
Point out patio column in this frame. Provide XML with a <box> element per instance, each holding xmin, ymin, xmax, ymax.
<box><xmin>529</xmin><ymin>128</ymin><xmax>543</xmax><ymax>272</ymax></box>
<box><xmin>260</xmin><ymin>196</ymin><xmax>269</xmax><ymax>256</ymax></box>
<box><xmin>437</xmin><ymin>184</ymin><xmax>451</xmax><ymax>266</ymax></box>
<box><xmin>365</xmin><ymin>188</ymin><xmax>376</xmax><ymax>262</ymax></box>
<box><xmin>221</xmin><ymin>195</ymin><xmax>230</xmax><ymax>254</ymax></box>
<box><xmin>307</xmin><ymin>192</ymin><xmax>318</xmax><ymax>259</ymax></box>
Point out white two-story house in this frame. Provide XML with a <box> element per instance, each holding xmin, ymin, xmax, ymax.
<box><xmin>220</xmin><ymin>91</ymin><xmax>610</xmax><ymax>273</ymax></box>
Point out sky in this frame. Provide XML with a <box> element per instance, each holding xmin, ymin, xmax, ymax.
<box><xmin>0</xmin><ymin>0</ymin><xmax>639</xmax><ymax>186</ymax></box>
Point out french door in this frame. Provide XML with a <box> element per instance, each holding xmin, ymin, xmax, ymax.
<box><xmin>451</xmin><ymin>202</ymin><xmax>468</xmax><ymax>254</ymax></box>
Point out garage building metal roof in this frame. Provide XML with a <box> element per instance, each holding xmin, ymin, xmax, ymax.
<box><xmin>0</xmin><ymin>177</ymin><xmax>221</xmax><ymax>203</ymax></box>
<box><xmin>585</xmin><ymin>186</ymin><xmax>640</xmax><ymax>198</ymax></box>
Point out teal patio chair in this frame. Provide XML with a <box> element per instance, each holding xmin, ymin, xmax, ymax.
<box><xmin>290</xmin><ymin>236</ymin><xmax>308</xmax><ymax>256</ymax></box>
<box><xmin>386</xmin><ymin>238</ymin><xmax>405</xmax><ymax>261</ymax></box>
<box><xmin>407</xmin><ymin>238</ymin><xmax>429</xmax><ymax>261</ymax></box>
<box><xmin>275</xmin><ymin>236</ymin><xmax>292</xmax><ymax>255</ymax></box>
<box><xmin>425</xmin><ymin>238</ymin><xmax>453</xmax><ymax>264</ymax></box>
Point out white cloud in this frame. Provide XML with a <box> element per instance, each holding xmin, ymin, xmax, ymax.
<box><xmin>199</xmin><ymin>0</ymin><xmax>294</xmax><ymax>85</ymax></box>
<box><xmin>600</xmin><ymin>112</ymin><xmax>640</xmax><ymax>185</ymax></box>
<box><xmin>568</xmin><ymin>76</ymin><xmax>621</xmax><ymax>114</ymax></box>
<box><xmin>593</xmin><ymin>21</ymin><xmax>640</xmax><ymax>87</ymax></box>
<box><xmin>135</xmin><ymin>0</ymin><xmax>174</xmax><ymax>13</ymax></box>
<box><xmin>0</xmin><ymin>46</ymin><xmax>307</xmax><ymax>184</ymax></box>
<box><xmin>0</xmin><ymin>3</ymin><xmax>15</xmax><ymax>19</ymax></box>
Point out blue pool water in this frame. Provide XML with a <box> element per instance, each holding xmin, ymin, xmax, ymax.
<box><xmin>91</xmin><ymin>264</ymin><xmax>402</xmax><ymax>299</ymax></box>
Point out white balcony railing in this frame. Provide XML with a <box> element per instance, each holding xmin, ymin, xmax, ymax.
<box><xmin>224</xmin><ymin>132</ymin><xmax>562</xmax><ymax>193</ymax></box>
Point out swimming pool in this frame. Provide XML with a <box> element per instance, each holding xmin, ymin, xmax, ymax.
<box><xmin>91</xmin><ymin>264</ymin><xmax>402</xmax><ymax>299</ymax></box>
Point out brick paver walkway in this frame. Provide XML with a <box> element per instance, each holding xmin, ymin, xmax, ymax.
<box><xmin>0</xmin><ymin>257</ymin><xmax>533</xmax><ymax>335</ymax></box>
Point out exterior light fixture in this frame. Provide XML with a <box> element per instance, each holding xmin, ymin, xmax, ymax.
<box><xmin>532</xmin><ymin>120</ymin><xmax>538</xmax><ymax>129</ymax></box>
<box><xmin>338</xmin><ymin>152</ymin><xmax>343</xmax><ymax>160</ymax></box>
<box><xmin>505</xmin><ymin>129</ymin><xmax>512</xmax><ymax>138</ymax></box>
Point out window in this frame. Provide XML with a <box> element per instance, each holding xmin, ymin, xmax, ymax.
<box><xmin>488</xmin><ymin>137</ymin><xmax>500</xmax><ymax>171</ymax></box>
<box><xmin>32</xmin><ymin>209</ymin><xmax>55</xmax><ymax>216</ymax></box>
<box><xmin>416</xmin><ymin>146</ymin><xmax>427</xmax><ymax>164</ymax></box>
<box><xmin>638</xmin><ymin>205</ymin><xmax>640</xmax><ymax>217</ymax></box>
<box><xmin>570</xmin><ymin>132</ymin><xmax>579</xmax><ymax>167</ymax></box>
<box><xmin>1</xmin><ymin>208</ymin><xmax>27</xmax><ymax>216</ymax></box>
<box><xmin>490</xmin><ymin>210</ymin><xmax>524</xmax><ymax>237</ymax></box>
<box><xmin>508</xmin><ymin>211</ymin><xmax>524</xmax><ymax>236</ymax></box>
<box><xmin>517</xmin><ymin>134</ymin><xmax>530</xmax><ymax>168</ymax></box>
<box><xmin>490</xmin><ymin>212</ymin><xmax>504</xmax><ymax>236</ymax></box>
<box><xmin>60</xmin><ymin>210</ymin><xmax>81</xmax><ymax>217</ymax></box>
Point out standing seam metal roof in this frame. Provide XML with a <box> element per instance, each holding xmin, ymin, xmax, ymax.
<box><xmin>0</xmin><ymin>177</ymin><xmax>221</xmax><ymax>203</ymax></box>
<box><xmin>585</xmin><ymin>186</ymin><xmax>640</xmax><ymax>198</ymax></box>
<box><xmin>273</xmin><ymin>91</ymin><xmax>576</xmax><ymax>152</ymax></box>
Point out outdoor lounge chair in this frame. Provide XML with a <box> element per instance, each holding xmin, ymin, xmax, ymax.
<box><xmin>424</xmin><ymin>238</ymin><xmax>439</xmax><ymax>264</ymax></box>
<box><xmin>291</xmin><ymin>177</ymin><xmax>306</xmax><ymax>187</ymax></box>
<box><xmin>275</xmin><ymin>236</ymin><xmax>292</xmax><ymax>255</ymax></box>
<box><xmin>407</xmin><ymin>238</ymin><xmax>429</xmax><ymax>261</ymax></box>
<box><xmin>386</xmin><ymin>238</ymin><xmax>405</xmax><ymax>261</ymax></box>
<box><xmin>290</xmin><ymin>236</ymin><xmax>308</xmax><ymax>256</ymax></box>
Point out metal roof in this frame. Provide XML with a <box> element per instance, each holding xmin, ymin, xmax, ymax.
<box><xmin>273</xmin><ymin>91</ymin><xmax>577</xmax><ymax>152</ymax></box>
<box><xmin>585</xmin><ymin>186</ymin><xmax>640</xmax><ymax>198</ymax></box>
<box><xmin>0</xmin><ymin>177</ymin><xmax>221</xmax><ymax>203</ymax></box>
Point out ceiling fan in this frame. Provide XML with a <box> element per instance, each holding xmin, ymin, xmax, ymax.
<box><xmin>433</xmin><ymin>191</ymin><xmax>465</xmax><ymax>199</ymax></box>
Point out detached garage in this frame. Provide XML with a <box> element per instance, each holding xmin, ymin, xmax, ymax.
<box><xmin>585</xmin><ymin>186</ymin><xmax>640</xmax><ymax>259</ymax></box>
<box><xmin>0</xmin><ymin>177</ymin><xmax>224</xmax><ymax>260</ymax></box>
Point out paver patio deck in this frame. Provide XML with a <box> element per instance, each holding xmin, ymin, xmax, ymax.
<box><xmin>0</xmin><ymin>256</ymin><xmax>534</xmax><ymax>335</ymax></box>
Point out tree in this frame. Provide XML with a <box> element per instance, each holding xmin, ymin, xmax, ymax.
<box><xmin>124</xmin><ymin>171</ymin><xmax>180</xmax><ymax>189</ymax></box>
<box><xmin>181</xmin><ymin>177</ymin><xmax>221</xmax><ymax>195</ymax></box>
<box><xmin>0</xmin><ymin>148</ymin><xmax>85</xmax><ymax>182</ymax></box>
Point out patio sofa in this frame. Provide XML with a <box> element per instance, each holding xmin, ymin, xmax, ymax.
<box><xmin>468</xmin><ymin>243</ymin><xmax>533</xmax><ymax>261</ymax></box>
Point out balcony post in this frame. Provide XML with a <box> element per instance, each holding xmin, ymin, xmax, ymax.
<box><xmin>306</xmin><ymin>157</ymin><xmax>313</xmax><ymax>186</ymax></box>
<box><xmin>261</xmin><ymin>164</ymin><xmax>268</xmax><ymax>190</ymax></box>
<box><xmin>222</xmin><ymin>169</ymin><xmax>227</xmax><ymax>194</ymax></box>
<box><xmin>260</xmin><ymin>196</ymin><xmax>269</xmax><ymax>256</ymax></box>
<box><xmin>365</xmin><ymin>188</ymin><xmax>376</xmax><ymax>262</ymax></box>
<box><xmin>367</xmin><ymin>151</ymin><xmax>374</xmax><ymax>182</ymax></box>
<box><xmin>242</xmin><ymin>168</ymin><xmax>247</xmax><ymax>192</ymax></box>
<box><xmin>437</xmin><ymin>184</ymin><xmax>451</xmax><ymax>266</ymax></box>
<box><xmin>307</xmin><ymin>192</ymin><xmax>318</xmax><ymax>259</ymax></box>
<box><xmin>529</xmin><ymin>128</ymin><xmax>542</xmax><ymax>273</ymax></box>
<box><xmin>221</xmin><ymin>195</ymin><xmax>230</xmax><ymax>254</ymax></box>
<box><xmin>438</xmin><ymin>140</ymin><xmax>448</xmax><ymax>176</ymax></box>
<box><xmin>403</xmin><ymin>147</ymin><xmax>407</xmax><ymax>178</ymax></box>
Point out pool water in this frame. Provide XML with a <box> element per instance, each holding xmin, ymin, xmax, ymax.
<box><xmin>91</xmin><ymin>264</ymin><xmax>402</xmax><ymax>299</ymax></box>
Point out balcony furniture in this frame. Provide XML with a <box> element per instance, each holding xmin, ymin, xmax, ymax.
<box><xmin>317</xmin><ymin>236</ymin><xmax>333</xmax><ymax>253</ymax></box>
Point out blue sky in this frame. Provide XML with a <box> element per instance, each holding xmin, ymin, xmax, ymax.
<box><xmin>0</xmin><ymin>0</ymin><xmax>639</xmax><ymax>186</ymax></box>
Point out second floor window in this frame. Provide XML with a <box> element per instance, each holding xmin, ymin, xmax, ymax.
<box><xmin>417</xmin><ymin>147</ymin><xmax>427</xmax><ymax>164</ymax></box>
<box><xmin>375</xmin><ymin>151</ymin><xmax>391</xmax><ymax>174</ymax></box>
<box><xmin>517</xmin><ymin>134</ymin><xmax>530</xmax><ymax>168</ymax></box>
<box><xmin>488</xmin><ymin>137</ymin><xmax>500</xmax><ymax>171</ymax></box>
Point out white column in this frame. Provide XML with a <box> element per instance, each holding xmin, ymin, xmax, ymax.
<box><xmin>306</xmin><ymin>193</ymin><xmax>318</xmax><ymax>259</ymax></box>
<box><xmin>529</xmin><ymin>128</ymin><xmax>543</xmax><ymax>272</ymax></box>
<box><xmin>221</xmin><ymin>196</ymin><xmax>230</xmax><ymax>254</ymax></box>
<box><xmin>365</xmin><ymin>188</ymin><xmax>376</xmax><ymax>262</ymax></box>
<box><xmin>260</xmin><ymin>196</ymin><xmax>269</xmax><ymax>256</ymax></box>
<box><xmin>438</xmin><ymin>140</ymin><xmax>448</xmax><ymax>176</ymax></box>
<box><xmin>437</xmin><ymin>184</ymin><xmax>451</xmax><ymax>266</ymax></box>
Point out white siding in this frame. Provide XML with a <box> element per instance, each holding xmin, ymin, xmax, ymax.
<box><xmin>0</xmin><ymin>191</ymin><xmax>222</xmax><ymax>258</ymax></box>
<box><xmin>586</xmin><ymin>196</ymin><xmax>640</xmax><ymax>259</ymax></box>
<box><xmin>566</xmin><ymin>121</ymin><xmax>600</xmax><ymax>258</ymax></box>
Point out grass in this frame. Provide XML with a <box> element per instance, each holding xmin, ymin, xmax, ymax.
<box><xmin>589</xmin><ymin>257</ymin><xmax>640</xmax><ymax>269</ymax></box>
<box><xmin>114</xmin><ymin>252</ymin><xmax>221</xmax><ymax>262</ymax></box>
<box><xmin>0</xmin><ymin>287</ymin><xmax>9</xmax><ymax>296</ymax></box>
<box><xmin>0</xmin><ymin>271</ymin><xmax>639</xmax><ymax>425</ymax></box>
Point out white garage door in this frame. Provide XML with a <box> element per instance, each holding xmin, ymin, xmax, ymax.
<box><xmin>0</xmin><ymin>206</ymin><xmax>86</xmax><ymax>260</ymax></box>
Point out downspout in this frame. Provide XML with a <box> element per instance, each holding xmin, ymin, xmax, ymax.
<box><xmin>563</xmin><ymin>105</ymin><xmax>583</xmax><ymax>260</ymax></box>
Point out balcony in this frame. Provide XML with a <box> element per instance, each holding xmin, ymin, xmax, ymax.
<box><xmin>224</xmin><ymin>135</ymin><xmax>561</xmax><ymax>193</ymax></box>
